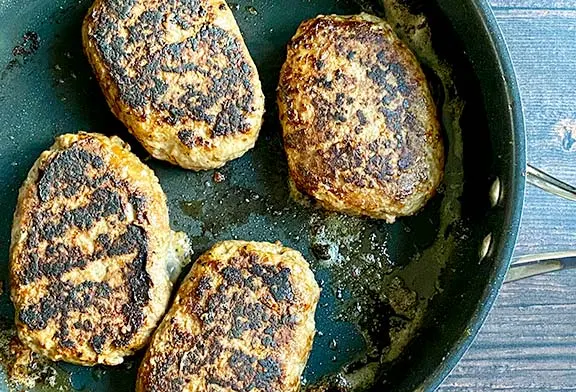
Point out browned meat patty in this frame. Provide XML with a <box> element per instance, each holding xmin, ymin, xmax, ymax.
<box><xmin>278</xmin><ymin>13</ymin><xmax>444</xmax><ymax>222</ymax></box>
<box><xmin>137</xmin><ymin>240</ymin><xmax>320</xmax><ymax>392</ymax></box>
<box><xmin>10</xmin><ymin>133</ymin><xmax>190</xmax><ymax>366</ymax></box>
<box><xmin>82</xmin><ymin>0</ymin><xmax>265</xmax><ymax>170</ymax></box>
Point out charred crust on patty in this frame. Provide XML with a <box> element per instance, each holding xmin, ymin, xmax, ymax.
<box><xmin>278</xmin><ymin>14</ymin><xmax>444</xmax><ymax>221</ymax></box>
<box><xmin>82</xmin><ymin>0</ymin><xmax>265</xmax><ymax>170</ymax></box>
<box><xmin>137</xmin><ymin>241</ymin><xmax>319</xmax><ymax>392</ymax></box>
<box><xmin>86</xmin><ymin>3</ymin><xmax>255</xmax><ymax>138</ymax></box>
<box><xmin>10</xmin><ymin>133</ymin><xmax>189</xmax><ymax>366</ymax></box>
<box><xmin>15</xmin><ymin>137</ymin><xmax>152</xmax><ymax>353</ymax></box>
<box><xmin>143</xmin><ymin>253</ymin><xmax>290</xmax><ymax>389</ymax></box>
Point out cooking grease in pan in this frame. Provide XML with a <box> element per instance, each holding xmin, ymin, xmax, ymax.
<box><xmin>0</xmin><ymin>0</ymin><xmax>466</xmax><ymax>390</ymax></box>
<box><xmin>0</xmin><ymin>319</ymin><xmax>66</xmax><ymax>391</ymax></box>
<box><xmin>302</xmin><ymin>0</ymin><xmax>466</xmax><ymax>390</ymax></box>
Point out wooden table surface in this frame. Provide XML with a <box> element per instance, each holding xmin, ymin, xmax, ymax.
<box><xmin>439</xmin><ymin>1</ymin><xmax>576</xmax><ymax>390</ymax></box>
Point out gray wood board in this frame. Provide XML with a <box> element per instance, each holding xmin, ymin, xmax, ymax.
<box><xmin>441</xmin><ymin>270</ymin><xmax>576</xmax><ymax>391</ymax></box>
<box><xmin>440</xmin><ymin>2</ymin><xmax>576</xmax><ymax>391</ymax></box>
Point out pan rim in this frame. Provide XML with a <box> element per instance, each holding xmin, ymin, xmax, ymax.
<box><xmin>418</xmin><ymin>0</ymin><xmax>527</xmax><ymax>391</ymax></box>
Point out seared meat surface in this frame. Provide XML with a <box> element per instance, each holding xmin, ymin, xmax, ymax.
<box><xmin>83</xmin><ymin>0</ymin><xmax>265</xmax><ymax>170</ymax></box>
<box><xmin>10</xmin><ymin>133</ymin><xmax>190</xmax><ymax>366</ymax></box>
<box><xmin>278</xmin><ymin>14</ymin><xmax>444</xmax><ymax>222</ymax></box>
<box><xmin>137</xmin><ymin>240</ymin><xmax>320</xmax><ymax>392</ymax></box>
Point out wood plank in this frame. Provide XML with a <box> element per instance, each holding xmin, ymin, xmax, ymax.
<box><xmin>441</xmin><ymin>270</ymin><xmax>576</xmax><ymax>391</ymax></box>
<box><xmin>491</xmin><ymin>0</ymin><xmax>576</xmax><ymax>9</ymax></box>
<box><xmin>441</xmin><ymin>5</ymin><xmax>576</xmax><ymax>392</ymax></box>
<box><xmin>494</xmin><ymin>8</ymin><xmax>576</xmax><ymax>17</ymax></box>
<box><xmin>494</xmin><ymin>10</ymin><xmax>576</xmax><ymax>257</ymax></box>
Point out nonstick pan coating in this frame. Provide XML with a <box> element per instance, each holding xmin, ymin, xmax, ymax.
<box><xmin>0</xmin><ymin>0</ymin><xmax>525</xmax><ymax>390</ymax></box>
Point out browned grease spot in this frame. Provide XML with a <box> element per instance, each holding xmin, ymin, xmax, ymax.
<box><xmin>213</xmin><ymin>171</ymin><xmax>226</xmax><ymax>183</ymax></box>
<box><xmin>0</xmin><ymin>322</ymin><xmax>61</xmax><ymax>390</ymax></box>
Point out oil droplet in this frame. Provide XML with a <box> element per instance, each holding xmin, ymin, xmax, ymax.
<box><xmin>179</xmin><ymin>200</ymin><xmax>204</xmax><ymax>218</ymax></box>
<box><xmin>91</xmin><ymin>367</ymin><xmax>106</xmax><ymax>381</ymax></box>
<box><xmin>335</xmin><ymin>287</ymin><xmax>343</xmax><ymax>300</ymax></box>
<box><xmin>331</xmin><ymin>355</ymin><xmax>337</xmax><ymax>362</ymax></box>
<box><xmin>246</xmin><ymin>5</ymin><xmax>258</xmax><ymax>15</ymax></box>
<box><xmin>329</xmin><ymin>339</ymin><xmax>338</xmax><ymax>350</ymax></box>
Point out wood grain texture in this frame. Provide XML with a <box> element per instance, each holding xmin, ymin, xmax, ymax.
<box><xmin>440</xmin><ymin>1</ymin><xmax>576</xmax><ymax>390</ymax></box>
<box><xmin>490</xmin><ymin>0</ymin><xmax>576</xmax><ymax>9</ymax></box>
<box><xmin>441</xmin><ymin>270</ymin><xmax>576</xmax><ymax>391</ymax></box>
<box><xmin>495</xmin><ymin>5</ymin><xmax>576</xmax><ymax>256</ymax></box>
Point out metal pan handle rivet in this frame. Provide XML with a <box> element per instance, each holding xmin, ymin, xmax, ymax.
<box><xmin>489</xmin><ymin>177</ymin><xmax>502</xmax><ymax>207</ymax></box>
<box><xmin>479</xmin><ymin>233</ymin><xmax>492</xmax><ymax>263</ymax></box>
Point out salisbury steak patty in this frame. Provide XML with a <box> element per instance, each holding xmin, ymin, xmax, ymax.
<box><xmin>10</xmin><ymin>133</ymin><xmax>190</xmax><ymax>366</ymax></box>
<box><xmin>82</xmin><ymin>0</ymin><xmax>265</xmax><ymax>170</ymax></box>
<box><xmin>137</xmin><ymin>241</ymin><xmax>320</xmax><ymax>392</ymax></box>
<box><xmin>278</xmin><ymin>14</ymin><xmax>444</xmax><ymax>222</ymax></box>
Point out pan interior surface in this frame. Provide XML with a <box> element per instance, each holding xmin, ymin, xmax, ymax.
<box><xmin>0</xmin><ymin>0</ymin><xmax>523</xmax><ymax>391</ymax></box>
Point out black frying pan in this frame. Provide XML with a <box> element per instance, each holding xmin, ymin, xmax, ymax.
<box><xmin>0</xmin><ymin>0</ymin><xmax>574</xmax><ymax>391</ymax></box>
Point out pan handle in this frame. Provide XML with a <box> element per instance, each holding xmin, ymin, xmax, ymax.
<box><xmin>525</xmin><ymin>164</ymin><xmax>576</xmax><ymax>202</ymax></box>
<box><xmin>505</xmin><ymin>164</ymin><xmax>576</xmax><ymax>283</ymax></box>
